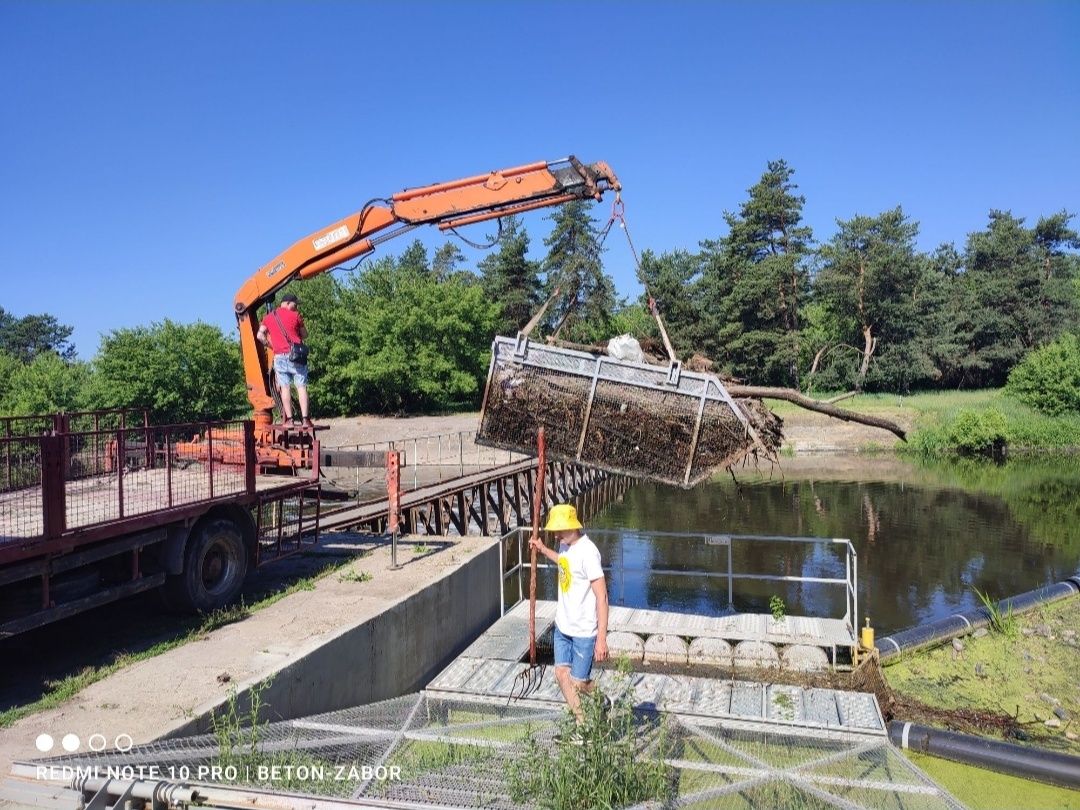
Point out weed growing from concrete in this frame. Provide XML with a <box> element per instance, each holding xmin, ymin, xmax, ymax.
<box><xmin>508</xmin><ymin>659</ymin><xmax>675</xmax><ymax>809</ymax></box>
<box><xmin>770</xmin><ymin>595</ymin><xmax>787</xmax><ymax>623</ymax></box>
<box><xmin>339</xmin><ymin>569</ymin><xmax>373</xmax><ymax>583</ymax></box>
<box><xmin>211</xmin><ymin>678</ymin><xmax>347</xmax><ymax>796</ymax></box>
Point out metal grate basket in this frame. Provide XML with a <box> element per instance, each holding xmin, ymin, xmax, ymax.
<box><xmin>477</xmin><ymin>336</ymin><xmax>777</xmax><ymax>488</ymax></box>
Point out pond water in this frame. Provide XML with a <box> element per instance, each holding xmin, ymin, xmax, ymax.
<box><xmin>553</xmin><ymin>455</ymin><xmax>1080</xmax><ymax>635</ymax></box>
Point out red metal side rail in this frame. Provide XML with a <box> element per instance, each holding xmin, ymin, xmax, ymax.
<box><xmin>0</xmin><ymin>420</ymin><xmax>272</xmax><ymax>567</ymax></box>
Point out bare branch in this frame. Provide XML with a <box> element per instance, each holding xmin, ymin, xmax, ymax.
<box><xmin>727</xmin><ymin>385</ymin><xmax>907</xmax><ymax>441</ymax></box>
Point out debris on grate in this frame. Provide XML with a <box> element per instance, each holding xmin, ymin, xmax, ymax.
<box><xmin>477</xmin><ymin>336</ymin><xmax>782</xmax><ymax>487</ymax></box>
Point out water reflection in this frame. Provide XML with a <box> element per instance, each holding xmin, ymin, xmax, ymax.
<box><xmin>580</xmin><ymin>455</ymin><xmax>1080</xmax><ymax>634</ymax></box>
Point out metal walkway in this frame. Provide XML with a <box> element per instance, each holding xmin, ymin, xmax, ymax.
<box><xmin>318</xmin><ymin>457</ymin><xmax>630</xmax><ymax>537</ymax></box>
<box><xmin>428</xmin><ymin>600</ymin><xmax>882</xmax><ymax>735</ymax></box>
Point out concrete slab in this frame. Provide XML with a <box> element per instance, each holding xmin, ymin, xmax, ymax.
<box><xmin>0</xmin><ymin>533</ymin><xmax>501</xmax><ymax>778</ymax></box>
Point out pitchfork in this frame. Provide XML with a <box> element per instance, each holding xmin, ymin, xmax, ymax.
<box><xmin>508</xmin><ymin>427</ymin><xmax>547</xmax><ymax>703</ymax></box>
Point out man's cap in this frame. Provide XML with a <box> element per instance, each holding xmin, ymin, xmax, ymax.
<box><xmin>544</xmin><ymin>504</ymin><xmax>583</xmax><ymax>532</ymax></box>
<box><xmin>281</xmin><ymin>293</ymin><xmax>299</xmax><ymax>304</ymax></box>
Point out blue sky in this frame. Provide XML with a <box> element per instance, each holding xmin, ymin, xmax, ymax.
<box><xmin>2</xmin><ymin>1</ymin><xmax>1077</xmax><ymax>357</ymax></box>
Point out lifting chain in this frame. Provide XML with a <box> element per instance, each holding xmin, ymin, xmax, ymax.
<box><xmin>599</xmin><ymin>194</ymin><xmax>679</xmax><ymax>364</ymax></box>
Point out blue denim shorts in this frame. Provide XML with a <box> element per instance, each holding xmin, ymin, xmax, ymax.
<box><xmin>553</xmin><ymin>626</ymin><xmax>596</xmax><ymax>682</ymax></box>
<box><xmin>274</xmin><ymin>354</ymin><xmax>308</xmax><ymax>387</ymax></box>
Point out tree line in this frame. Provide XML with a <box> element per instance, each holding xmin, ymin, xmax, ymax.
<box><xmin>2</xmin><ymin>158</ymin><xmax>1078</xmax><ymax>422</ymax></box>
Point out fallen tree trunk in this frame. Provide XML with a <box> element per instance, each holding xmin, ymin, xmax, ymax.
<box><xmin>726</xmin><ymin>385</ymin><xmax>907</xmax><ymax>441</ymax></box>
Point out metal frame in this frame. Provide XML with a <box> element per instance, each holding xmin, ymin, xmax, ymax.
<box><xmin>498</xmin><ymin>527</ymin><xmax>859</xmax><ymax>643</ymax></box>
<box><xmin>477</xmin><ymin>336</ymin><xmax>763</xmax><ymax>487</ymax></box>
<box><xmin>320</xmin><ymin>457</ymin><xmax>631</xmax><ymax>539</ymax></box>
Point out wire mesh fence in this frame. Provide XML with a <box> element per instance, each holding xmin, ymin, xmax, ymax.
<box><xmin>0</xmin><ymin>421</ymin><xmax>255</xmax><ymax>544</ymax></box>
<box><xmin>28</xmin><ymin>692</ymin><xmax>964</xmax><ymax>809</ymax></box>
<box><xmin>322</xmin><ymin>429</ymin><xmax>529</xmax><ymax>500</ymax></box>
<box><xmin>0</xmin><ymin>435</ymin><xmax>44</xmax><ymax>540</ymax></box>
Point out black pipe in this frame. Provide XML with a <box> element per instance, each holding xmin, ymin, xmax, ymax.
<box><xmin>890</xmin><ymin>721</ymin><xmax>1080</xmax><ymax>790</ymax></box>
<box><xmin>878</xmin><ymin>579</ymin><xmax>1080</xmax><ymax>661</ymax></box>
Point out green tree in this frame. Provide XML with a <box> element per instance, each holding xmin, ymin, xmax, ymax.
<box><xmin>636</xmin><ymin>249</ymin><xmax>701</xmax><ymax>357</ymax></box>
<box><xmin>0</xmin><ymin>307</ymin><xmax>76</xmax><ymax>362</ymax></box>
<box><xmin>397</xmin><ymin>240</ymin><xmax>430</xmax><ymax>275</ymax></box>
<box><xmin>312</xmin><ymin>256</ymin><xmax>500</xmax><ymax>414</ymax></box>
<box><xmin>814</xmin><ymin>207</ymin><xmax>934</xmax><ymax>392</ymax></box>
<box><xmin>698</xmin><ymin>160</ymin><xmax>812</xmax><ymax>386</ymax></box>
<box><xmin>477</xmin><ymin>216</ymin><xmax>542</xmax><ymax>336</ymax></box>
<box><xmin>541</xmin><ymin>201</ymin><xmax>617</xmax><ymax>343</ymax></box>
<box><xmin>954</xmin><ymin>210</ymin><xmax>1080</xmax><ymax>387</ymax></box>
<box><xmin>1</xmin><ymin>353</ymin><xmax>90</xmax><ymax>415</ymax></box>
<box><xmin>88</xmin><ymin>320</ymin><xmax>246</xmax><ymax>424</ymax></box>
<box><xmin>432</xmin><ymin>241</ymin><xmax>467</xmax><ymax>281</ymax></box>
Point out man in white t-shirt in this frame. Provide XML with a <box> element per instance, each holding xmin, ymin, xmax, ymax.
<box><xmin>529</xmin><ymin>503</ymin><xmax>609</xmax><ymax>723</ymax></box>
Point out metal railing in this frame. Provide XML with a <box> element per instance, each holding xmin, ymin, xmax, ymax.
<box><xmin>499</xmin><ymin>527</ymin><xmax>858</xmax><ymax>640</ymax></box>
<box><xmin>325</xmin><ymin>430</ymin><xmax>528</xmax><ymax>494</ymax></box>
<box><xmin>0</xmin><ymin>420</ymin><xmax>256</xmax><ymax>551</ymax></box>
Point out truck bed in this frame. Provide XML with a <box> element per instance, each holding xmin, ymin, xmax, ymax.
<box><xmin>1</xmin><ymin>466</ymin><xmax>300</xmax><ymax>545</ymax></box>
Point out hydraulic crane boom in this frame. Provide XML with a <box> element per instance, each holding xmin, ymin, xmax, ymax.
<box><xmin>234</xmin><ymin>156</ymin><xmax>620</xmax><ymax>466</ymax></box>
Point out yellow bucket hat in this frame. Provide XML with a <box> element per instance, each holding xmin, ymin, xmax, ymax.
<box><xmin>544</xmin><ymin>504</ymin><xmax>583</xmax><ymax>532</ymax></box>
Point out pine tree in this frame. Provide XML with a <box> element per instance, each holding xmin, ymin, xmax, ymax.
<box><xmin>698</xmin><ymin>160</ymin><xmax>812</xmax><ymax>385</ymax></box>
<box><xmin>477</xmin><ymin>216</ymin><xmax>542</xmax><ymax>335</ymax></box>
<box><xmin>432</xmin><ymin>242</ymin><xmax>466</xmax><ymax>281</ymax></box>
<box><xmin>815</xmin><ymin>207</ymin><xmax>931</xmax><ymax>392</ymax></box>
<box><xmin>953</xmin><ymin>210</ymin><xmax>1080</xmax><ymax>387</ymax></box>
<box><xmin>540</xmin><ymin>201</ymin><xmax>617</xmax><ymax>344</ymax></box>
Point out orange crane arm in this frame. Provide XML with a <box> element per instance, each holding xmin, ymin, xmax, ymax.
<box><xmin>235</xmin><ymin>156</ymin><xmax>620</xmax><ymax>425</ymax></box>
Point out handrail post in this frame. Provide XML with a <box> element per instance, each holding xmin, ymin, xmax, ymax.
<box><xmin>243</xmin><ymin>420</ymin><xmax>257</xmax><ymax>495</ymax></box>
<box><xmin>115</xmin><ymin>429</ymin><xmax>125</xmax><ymax>518</ymax></box>
<box><xmin>387</xmin><ymin>450</ymin><xmax>401</xmax><ymax>570</ymax></box>
<box><xmin>728</xmin><ymin>538</ymin><xmax>734</xmax><ymax>612</ymax></box>
<box><xmin>852</xmin><ymin>544</ymin><xmax>859</xmax><ymax>641</ymax></box>
<box><xmin>40</xmin><ymin>435</ymin><xmax>67</xmax><ymax>539</ymax></box>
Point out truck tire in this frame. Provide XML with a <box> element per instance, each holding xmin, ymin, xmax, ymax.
<box><xmin>163</xmin><ymin>518</ymin><xmax>249</xmax><ymax>613</ymax></box>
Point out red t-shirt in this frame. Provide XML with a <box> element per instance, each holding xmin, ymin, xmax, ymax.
<box><xmin>261</xmin><ymin>307</ymin><xmax>305</xmax><ymax>355</ymax></box>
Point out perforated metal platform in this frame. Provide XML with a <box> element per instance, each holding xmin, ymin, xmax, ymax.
<box><xmin>428</xmin><ymin>600</ymin><xmax>882</xmax><ymax>735</ymax></box>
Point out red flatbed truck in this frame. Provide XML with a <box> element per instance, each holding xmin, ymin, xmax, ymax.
<box><xmin>0</xmin><ymin>408</ymin><xmax>320</xmax><ymax>638</ymax></box>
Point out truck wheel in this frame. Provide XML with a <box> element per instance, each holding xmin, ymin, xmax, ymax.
<box><xmin>163</xmin><ymin>518</ymin><xmax>249</xmax><ymax>613</ymax></box>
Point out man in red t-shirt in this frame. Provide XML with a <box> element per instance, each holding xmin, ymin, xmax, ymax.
<box><xmin>257</xmin><ymin>293</ymin><xmax>312</xmax><ymax>427</ymax></box>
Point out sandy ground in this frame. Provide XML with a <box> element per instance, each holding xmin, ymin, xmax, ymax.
<box><xmin>316</xmin><ymin>406</ymin><xmax>914</xmax><ymax>458</ymax></box>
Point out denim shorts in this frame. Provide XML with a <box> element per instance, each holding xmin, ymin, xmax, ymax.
<box><xmin>274</xmin><ymin>354</ymin><xmax>308</xmax><ymax>387</ymax></box>
<box><xmin>553</xmin><ymin>626</ymin><xmax>596</xmax><ymax>682</ymax></box>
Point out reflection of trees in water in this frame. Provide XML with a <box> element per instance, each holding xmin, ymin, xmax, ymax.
<box><xmin>593</xmin><ymin>457</ymin><xmax>1080</xmax><ymax>634</ymax></box>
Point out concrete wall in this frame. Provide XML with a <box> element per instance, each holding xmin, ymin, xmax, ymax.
<box><xmin>170</xmin><ymin>538</ymin><xmax>502</xmax><ymax>736</ymax></box>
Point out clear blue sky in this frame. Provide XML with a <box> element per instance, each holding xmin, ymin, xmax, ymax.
<box><xmin>2</xmin><ymin>1</ymin><xmax>1077</xmax><ymax>357</ymax></box>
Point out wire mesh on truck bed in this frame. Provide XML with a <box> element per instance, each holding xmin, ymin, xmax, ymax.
<box><xmin>477</xmin><ymin>336</ymin><xmax>782</xmax><ymax>488</ymax></box>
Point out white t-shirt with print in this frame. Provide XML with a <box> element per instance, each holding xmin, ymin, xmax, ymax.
<box><xmin>555</xmin><ymin>534</ymin><xmax>604</xmax><ymax>638</ymax></box>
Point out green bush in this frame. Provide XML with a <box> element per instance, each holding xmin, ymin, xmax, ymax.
<box><xmin>1006</xmin><ymin>334</ymin><xmax>1080</xmax><ymax>416</ymax></box>
<box><xmin>944</xmin><ymin>408</ymin><xmax>1008</xmax><ymax>455</ymax></box>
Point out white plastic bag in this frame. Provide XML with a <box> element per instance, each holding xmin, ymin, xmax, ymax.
<box><xmin>606</xmin><ymin>334</ymin><xmax>645</xmax><ymax>364</ymax></box>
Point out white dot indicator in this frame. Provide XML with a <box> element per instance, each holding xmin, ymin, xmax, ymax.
<box><xmin>35</xmin><ymin>734</ymin><xmax>54</xmax><ymax>753</ymax></box>
<box><xmin>61</xmin><ymin>734</ymin><xmax>80</xmax><ymax>752</ymax></box>
<box><xmin>114</xmin><ymin>734</ymin><xmax>133</xmax><ymax>753</ymax></box>
<box><xmin>88</xmin><ymin>734</ymin><xmax>107</xmax><ymax>752</ymax></box>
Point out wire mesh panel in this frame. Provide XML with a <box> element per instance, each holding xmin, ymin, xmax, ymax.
<box><xmin>478</xmin><ymin>337</ymin><xmax>781</xmax><ymax>488</ymax></box>
<box><xmin>58</xmin><ymin>422</ymin><xmax>252</xmax><ymax>532</ymax></box>
<box><xmin>255</xmin><ymin>485</ymin><xmax>320</xmax><ymax>564</ymax></box>
<box><xmin>24</xmin><ymin>693</ymin><xmax>965</xmax><ymax>810</ymax></box>
<box><xmin>0</xmin><ymin>436</ymin><xmax>44</xmax><ymax>541</ymax></box>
